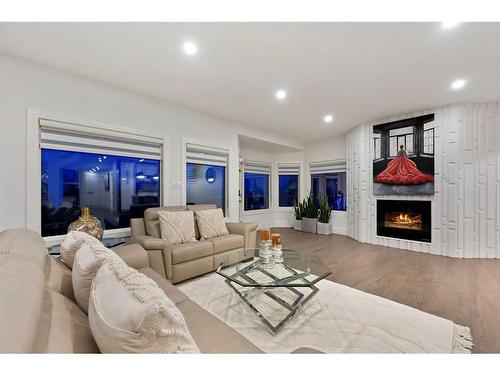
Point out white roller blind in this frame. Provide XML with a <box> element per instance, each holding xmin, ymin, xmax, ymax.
<box><xmin>244</xmin><ymin>160</ymin><xmax>272</xmax><ymax>174</ymax></box>
<box><xmin>39</xmin><ymin>118</ymin><xmax>163</xmax><ymax>160</ymax></box>
<box><xmin>309</xmin><ymin>159</ymin><xmax>346</xmax><ymax>174</ymax></box>
<box><xmin>278</xmin><ymin>163</ymin><xmax>300</xmax><ymax>175</ymax></box>
<box><xmin>186</xmin><ymin>143</ymin><xmax>228</xmax><ymax>167</ymax></box>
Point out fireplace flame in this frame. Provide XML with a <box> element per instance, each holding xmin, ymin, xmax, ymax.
<box><xmin>394</xmin><ymin>213</ymin><xmax>418</xmax><ymax>226</ymax></box>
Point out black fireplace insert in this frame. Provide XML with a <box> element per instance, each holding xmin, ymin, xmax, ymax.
<box><xmin>376</xmin><ymin>200</ymin><xmax>431</xmax><ymax>242</ymax></box>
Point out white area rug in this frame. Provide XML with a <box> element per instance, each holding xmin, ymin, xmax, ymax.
<box><xmin>178</xmin><ymin>273</ymin><xmax>473</xmax><ymax>353</ymax></box>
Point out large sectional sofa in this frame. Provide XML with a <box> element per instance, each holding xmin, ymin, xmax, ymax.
<box><xmin>0</xmin><ymin>228</ymin><xmax>262</xmax><ymax>353</ymax></box>
<box><xmin>130</xmin><ymin>204</ymin><xmax>258</xmax><ymax>283</ymax></box>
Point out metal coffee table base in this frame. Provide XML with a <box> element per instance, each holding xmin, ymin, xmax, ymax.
<box><xmin>224</xmin><ymin>278</ymin><xmax>319</xmax><ymax>335</ymax></box>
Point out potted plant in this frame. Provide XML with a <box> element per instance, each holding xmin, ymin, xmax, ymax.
<box><xmin>292</xmin><ymin>200</ymin><xmax>303</xmax><ymax>231</ymax></box>
<box><xmin>301</xmin><ymin>195</ymin><xmax>318</xmax><ymax>234</ymax></box>
<box><xmin>317</xmin><ymin>195</ymin><xmax>333</xmax><ymax>235</ymax></box>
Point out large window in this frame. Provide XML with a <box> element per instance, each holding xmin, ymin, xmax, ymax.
<box><xmin>311</xmin><ymin>171</ymin><xmax>346</xmax><ymax>211</ymax></box>
<box><xmin>279</xmin><ymin>175</ymin><xmax>298</xmax><ymax>207</ymax></box>
<box><xmin>244</xmin><ymin>172</ymin><xmax>270</xmax><ymax>210</ymax></box>
<box><xmin>186</xmin><ymin>163</ymin><xmax>226</xmax><ymax>213</ymax></box>
<box><xmin>278</xmin><ymin>163</ymin><xmax>300</xmax><ymax>207</ymax></box>
<box><xmin>185</xmin><ymin>143</ymin><xmax>228</xmax><ymax>214</ymax></box>
<box><xmin>41</xmin><ymin>149</ymin><xmax>160</xmax><ymax>237</ymax></box>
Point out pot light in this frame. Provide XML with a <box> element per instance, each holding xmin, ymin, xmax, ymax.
<box><xmin>323</xmin><ymin>114</ymin><xmax>334</xmax><ymax>123</ymax></box>
<box><xmin>275</xmin><ymin>89</ymin><xmax>287</xmax><ymax>100</ymax></box>
<box><xmin>182</xmin><ymin>41</ymin><xmax>198</xmax><ymax>56</ymax></box>
<box><xmin>451</xmin><ymin>79</ymin><xmax>466</xmax><ymax>90</ymax></box>
<box><xmin>442</xmin><ymin>21</ymin><xmax>461</xmax><ymax>29</ymax></box>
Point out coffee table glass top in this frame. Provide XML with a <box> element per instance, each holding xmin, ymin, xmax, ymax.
<box><xmin>216</xmin><ymin>248</ymin><xmax>331</xmax><ymax>288</ymax></box>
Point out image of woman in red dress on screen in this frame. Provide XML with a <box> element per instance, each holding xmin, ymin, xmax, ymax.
<box><xmin>375</xmin><ymin>145</ymin><xmax>434</xmax><ymax>185</ymax></box>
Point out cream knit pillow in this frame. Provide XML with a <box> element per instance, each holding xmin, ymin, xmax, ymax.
<box><xmin>158</xmin><ymin>210</ymin><xmax>197</xmax><ymax>245</ymax></box>
<box><xmin>88</xmin><ymin>259</ymin><xmax>200</xmax><ymax>353</ymax></box>
<box><xmin>195</xmin><ymin>208</ymin><xmax>229</xmax><ymax>240</ymax></box>
<box><xmin>72</xmin><ymin>241</ymin><xmax>121</xmax><ymax>313</ymax></box>
<box><xmin>60</xmin><ymin>231</ymin><xmax>103</xmax><ymax>269</ymax></box>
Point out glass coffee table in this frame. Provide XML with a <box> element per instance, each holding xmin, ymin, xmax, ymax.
<box><xmin>216</xmin><ymin>249</ymin><xmax>331</xmax><ymax>335</ymax></box>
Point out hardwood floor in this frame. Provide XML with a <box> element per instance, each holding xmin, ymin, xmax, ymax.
<box><xmin>275</xmin><ymin>227</ymin><xmax>500</xmax><ymax>353</ymax></box>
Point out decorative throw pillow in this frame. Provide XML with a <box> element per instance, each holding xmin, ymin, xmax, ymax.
<box><xmin>88</xmin><ymin>259</ymin><xmax>200</xmax><ymax>353</ymax></box>
<box><xmin>158</xmin><ymin>210</ymin><xmax>197</xmax><ymax>245</ymax></box>
<box><xmin>72</xmin><ymin>241</ymin><xmax>121</xmax><ymax>313</ymax></box>
<box><xmin>60</xmin><ymin>231</ymin><xmax>103</xmax><ymax>269</ymax></box>
<box><xmin>195</xmin><ymin>208</ymin><xmax>229</xmax><ymax>240</ymax></box>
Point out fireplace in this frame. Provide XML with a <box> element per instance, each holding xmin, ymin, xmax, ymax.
<box><xmin>377</xmin><ymin>200</ymin><xmax>431</xmax><ymax>242</ymax></box>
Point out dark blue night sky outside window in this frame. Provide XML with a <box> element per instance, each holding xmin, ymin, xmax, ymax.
<box><xmin>311</xmin><ymin>171</ymin><xmax>347</xmax><ymax>211</ymax></box>
<box><xmin>244</xmin><ymin>172</ymin><xmax>269</xmax><ymax>210</ymax></box>
<box><xmin>186</xmin><ymin>163</ymin><xmax>226</xmax><ymax>213</ymax></box>
<box><xmin>41</xmin><ymin>149</ymin><xmax>160</xmax><ymax>237</ymax></box>
<box><xmin>279</xmin><ymin>175</ymin><xmax>298</xmax><ymax>207</ymax></box>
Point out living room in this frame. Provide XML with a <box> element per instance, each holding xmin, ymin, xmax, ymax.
<box><xmin>1</xmin><ymin>1</ymin><xmax>500</xmax><ymax>373</ymax></box>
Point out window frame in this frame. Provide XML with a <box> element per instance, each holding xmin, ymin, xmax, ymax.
<box><xmin>243</xmin><ymin>171</ymin><xmax>271</xmax><ymax>212</ymax></box>
<box><xmin>181</xmin><ymin>139</ymin><xmax>231</xmax><ymax>218</ymax></box>
<box><xmin>309</xmin><ymin>171</ymin><xmax>347</xmax><ymax>212</ymax></box>
<box><xmin>27</xmin><ymin>110</ymin><xmax>167</xmax><ymax>246</ymax></box>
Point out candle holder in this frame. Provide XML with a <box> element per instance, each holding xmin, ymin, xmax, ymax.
<box><xmin>258</xmin><ymin>240</ymin><xmax>274</xmax><ymax>270</ymax></box>
<box><xmin>271</xmin><ymin>233</ymin><xmax>283</xmax><ymax>263</ymax></box>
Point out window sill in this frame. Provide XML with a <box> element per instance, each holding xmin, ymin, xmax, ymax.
<box><xmin>43</xmin><ymin>227</ymin><xmax>131</xmax><ymax>247</ymax></box>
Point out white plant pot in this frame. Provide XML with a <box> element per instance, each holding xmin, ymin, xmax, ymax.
<box><xmin>317</xmin><ymin>222</ymin><xmax>333</xmax><ymax>235</ymax></box>
<box><xmin>294</xmin><ymin>219</ymin><xmax>302</xmax><ymax>231</ymax></box>
<box><xmin>302</xmin><ymin>217</ymin><xmax>318</xmax><ymax>234</ymax></box>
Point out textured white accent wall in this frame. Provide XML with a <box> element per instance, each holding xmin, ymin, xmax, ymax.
<box><xmin>347</xmin><ymin>102</ymin><xmax>500</xmax><ymax>258</ymax></box>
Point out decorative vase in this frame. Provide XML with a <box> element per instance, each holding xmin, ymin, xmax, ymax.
<box><xmin>302</xmin><ymin>217</ymin><xmax>318</xmax><ymax>234</ymax></box>
<box><xmin>68</xmin><ymin>207</ymin><xmax>103</xmax><ymax>240</ymax></box>
<box><xmin>317</xmin><ymin>221</ymin><xmax>333</xmax><ymax>235</ymax></box>
<box><xmin>294</xmin><ymin>219</ymin><xmax>302</xmax><ymax>231</ymax></box>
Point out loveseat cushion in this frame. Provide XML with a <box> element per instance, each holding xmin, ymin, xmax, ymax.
<box><xmin>176</xmin><ymin>299</ymin><xmax>262</xmax><ymax>353</ymax></box>
<box><xmin>144</xmin><ymin>206</ymin><xmax>187</xmax><ymax>238</ymax></box>
<box><xmin>171</xmin><ymin>241</ymin><xmax>213</xmax><ymax>265</ymax></box>
<box><xmin>88</xmin><ymin>260</ymin><xmax>199</xmax><ymax>353</ymax></box>
<box><xmin>210</xmin><ymin>234</ymin><xmax>244</xmax><ymax>254</ymax></box>
<box><xmin>159</xmin><ymin>210</ymin><xmax>197</xmax><ymax>245</ymax></box>
<box><xmin>194</xmin><ymin>208</ymin><xmax>229</xmax><ymax>240</ymax></box>
<box><xmin>34</xmin><ymin>289</ymin><xmax>99</xmax><ymax>353</ymax></box>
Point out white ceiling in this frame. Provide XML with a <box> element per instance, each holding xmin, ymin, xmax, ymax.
<box><xmin>1</xmin><ymin>22</ymin><xmax>499</xmax><ymax>142</ymax></box>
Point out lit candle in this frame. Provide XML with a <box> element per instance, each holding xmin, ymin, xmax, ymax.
<box><xmin>260</xmin><ymin>228</ymin><xmax>270</xmax><ymax>242</ymax></box>
<box><xmin>272</xmin><ymin>233</ymin><xmax>282</xmax><ymax>247</ymax></box>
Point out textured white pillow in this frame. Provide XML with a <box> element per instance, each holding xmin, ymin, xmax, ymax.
<box><xmin>88</xmin><ymin>259</ymin><xmax>200</xmax><ymax>353</ymax></box>
<box><xmin>72</xmin><ymin>241</ymin><xmax>120</xmax><ymax>313</ymax></box>
<box><xmin>195</xmin><ymin>208</ymin><xmax>229</xmax><ymax>239</ymax></box>
<box><xmin>60</xmin><ymin>231</ymin><xmax>103</xmax><ymax>269</ymax></box>
<box><xmin>158</xmin><ymin>210</ymin><xmax>197</xmax><ymax>245</ymax></box>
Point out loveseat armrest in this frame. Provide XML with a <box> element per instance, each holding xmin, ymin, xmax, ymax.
<box><xmin>131</xmin><ymin>235</ymin><xmax>174</xmax><ymax>281</ymax></box>
<box><xmin>226</xmin><ymin>222</ymin><xmax>258</xmax><ymax>249</ymax></box>
<box><xmin>112</xmin><ymin>243</ymin><xmax>149</xmax><ymax>270</ymax></box>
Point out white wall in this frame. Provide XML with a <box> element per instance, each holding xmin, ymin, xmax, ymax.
<box><xmin>347</xmin><ymin>102</ymin><xmax>500</xmax><ymax>258</ymax></box>
<box><xmin>0</xmin><ymin>53</ymin><xmax>297</xmax><ymax>231</ymax></box>
<box><xmin>239</xmin><ymin>147</ymin><xmax>306</xmax><ymax>228</ymax></box>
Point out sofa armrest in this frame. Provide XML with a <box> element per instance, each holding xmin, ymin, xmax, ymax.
<box><xmin>112</xmin><ymin>243</ymin><xmax>149</xmax><ymax>269</ymax></box>
<box><xmin>131</xmin><ymin>235</ymin><xmax>173</xmax><ymax>281</ymax></box>
<box><xmin>130</xmin><ymin>218</ymin><xmax>146</xmax><ymax>237</ymax></box>
<box><xmin>226</xmin><ymin>222</ymin><xmax>258</xmax><ymax>249</ymax></box>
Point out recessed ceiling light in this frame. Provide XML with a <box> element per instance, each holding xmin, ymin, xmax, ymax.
<box><xmin>442</xmin><ymin>21</ymin><xmax>461</xmax><ymax>29</ymax></box>
<box><xmin>323</xmin><ymin>114</ymin><xmax>334</xmax><ymax>123</ymax></box>
<box><xmin>451</xmin><ymin>79</ymin><xmax>466</xmax><ymax>90</ymax></box>
<box><xmin>182</xmin><ymin>41</ymin><xmax>198</xmax><ymax>56</ymax></box>
<box><xmin>275</xmin><ymin>89</ymin><xmax>287</xmax><ymax>100</ymax></box>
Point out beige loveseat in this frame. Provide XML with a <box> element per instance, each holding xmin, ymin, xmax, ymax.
<box><xmin>130</xmin><ymin>204</ymin><xmax>258</xmax><ymax>283</ymax></box>
<box><xmin>0</xmin><ymin>228</ymin><xmax>262</xmax><ymax>353</ymax></box>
